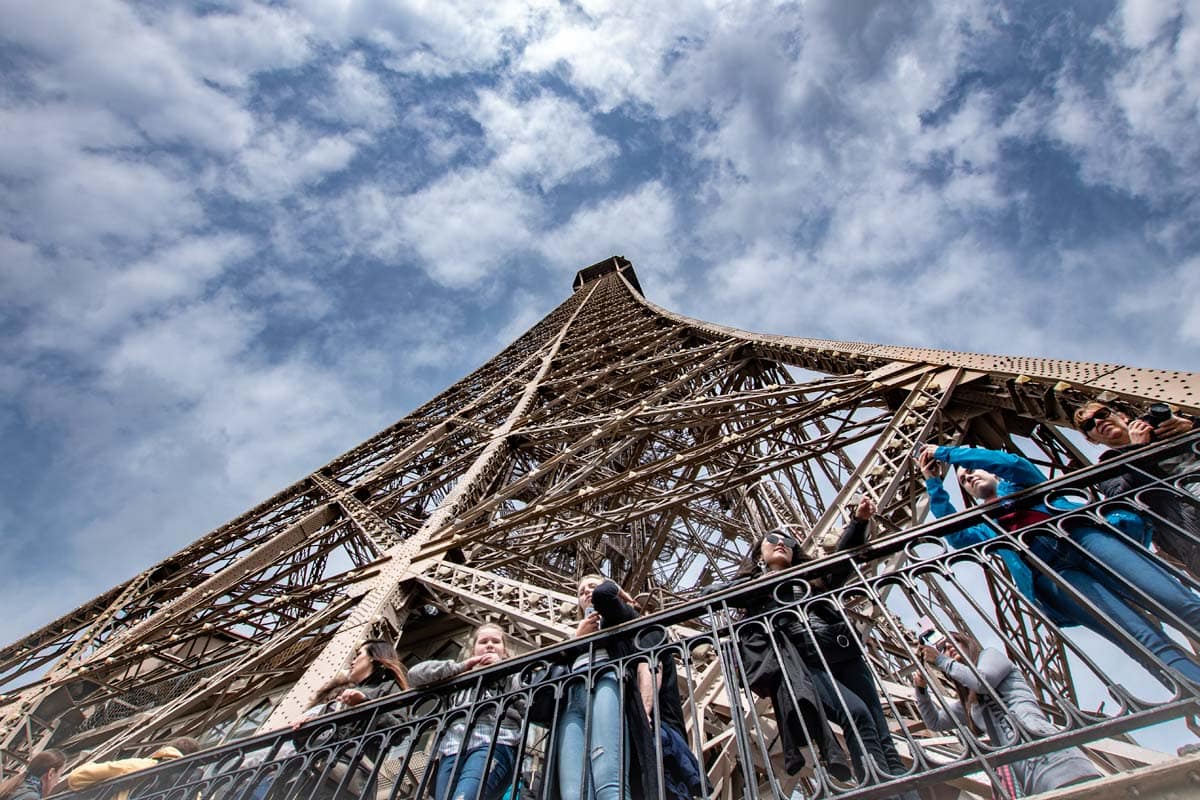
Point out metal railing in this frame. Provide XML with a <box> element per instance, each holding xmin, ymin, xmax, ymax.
<box><xmin>53</xmin><ymin>433</ymin><xmax>1200</xmax><ymax>800</ymax></box>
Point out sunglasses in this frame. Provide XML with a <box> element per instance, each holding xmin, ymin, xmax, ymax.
<box><xmin>1079</xmin><ymin>407</ymin><xmax>1111</xmax><ymax>434</ymax></box>
<box><xmin>764</xmin><ymin>532</ymin><xmax>797</xmax><ymax>548</ymax></box>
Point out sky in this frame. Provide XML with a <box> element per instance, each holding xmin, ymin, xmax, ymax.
<box><xmin>1</xmin><ymin>0</ymin><xmax>1198</xmax><ymax>657</ymax></box>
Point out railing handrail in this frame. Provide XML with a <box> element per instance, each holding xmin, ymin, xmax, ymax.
<box><xmin>47</xmin><ymin>431</ymin><xmax>1200</xmax><ymax>798</ymax></box>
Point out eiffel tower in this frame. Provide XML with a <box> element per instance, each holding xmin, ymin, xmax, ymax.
<box><xmin>2</xmin><ymin>257</ymin><xmax>1197</xmax><ymax>796</ymax></box>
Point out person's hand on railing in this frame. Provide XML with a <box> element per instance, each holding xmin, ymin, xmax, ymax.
<box><xmin>337</xmin><ymin>688</ymin><xmax>368</xmax><ymax>706</ymax></box>
<box><xmin>462</xmin><ymin>652</ymin><xmax>502</xmax><ymax>670</ymax></box>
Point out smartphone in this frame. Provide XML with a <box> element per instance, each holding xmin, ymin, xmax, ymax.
<box><xmin>917</xmin><ymin>615</ymin><xmax>944</xmax><ymax>647</ymax></box>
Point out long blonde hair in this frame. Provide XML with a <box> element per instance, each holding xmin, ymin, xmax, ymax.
<box><xmin>576</xmin><ymin>574</ymin><xmax>606</xmax><ymax>617</ymax></box>
<box><xmin>945</xmin><ymin>631</ymin><xmax>984</xmax><ymax>734</ymax></box>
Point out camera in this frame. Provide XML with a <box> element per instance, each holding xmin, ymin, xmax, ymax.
<box><xmin>1139</xmin><ymin>403</ymin><xmax>1172</xmax><ymax>429</ymax></box>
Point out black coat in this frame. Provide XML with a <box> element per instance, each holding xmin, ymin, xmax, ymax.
<box><xmin>720</xmin><ymin>518</ymin><xmax>872</xmax><ymax>780</ymax></box>
<box><xmin>1097</xmin><ymin>443</ymin><xmax>1200</xmax><ymax>577</ymax></box>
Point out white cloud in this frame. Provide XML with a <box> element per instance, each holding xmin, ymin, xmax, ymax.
<box><xmin>520</xmin><ymin>2</ymin><xmax>714</xmax><ymax>113</ymax></box>
<box><xmin>475</xmin><ymin>90</ymin><xmax>618</xmax><ymax>190</ymax></box>
<box><xmin>540</xmin><ymin>181</ymin><xmax>679</xmax><ymax>278</ymax></box>
<box><xmin>84</xmin><ymin>236</ymin><xmax>256</xmax><ymax>334</ymax></box>
<box><xmin>162</xmin><ymin>3</ymin><xmax>315</xmax><ymax>89</ymax></box>
<box><xmin>1037</xmin><ymin>2</ymin><xmax>1199</xmax><ymax>202</ymax></box>
<box><xmin>2</xmin><ymin>234</ymin><xmax>252</xmax><ymax>359</ymax></box>
<box><xmin>0</xmin><ymin>104</ymin><xmax>140</xmax><ymax>180</ymax></box>
<box><xmin>312</xmin><ymin>52</ymin><xmax>396</xmax><ymax>130</ymax></box>
<box><xmin>1117</xmin><ymin>0</ymin><xmax>1181</xmax><ymax>49</ymax></box>
<box><xmin>246</xmin><ymin>270</ymin><xmax>335</xmax><ymax>321</ymax></box>
<box><xmin>0</xmin><ymin>0</ymin><xmax>255</xmax><ymax>154</ymax></box>
<box><xmin>6</xmin><ymin>152</ymin><xmax>202</xmax><ymax>250</ymax></box>
<box><xmin>397</xmin><ymin>169</ymin><xmax>541</xmax><ymax>286</ymax></box>
<box><xmin>230</xmin><ymin>124</ymin><xmax>365</xmax><ymax>200</ymax></box>
<box><xmin>291</xmin><ymin>0</ymin><xmax>556</xmax><ymax>76</ymax></box>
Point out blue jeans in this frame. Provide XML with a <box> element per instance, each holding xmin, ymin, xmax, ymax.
<box><xmin>1033</xmin><ymin>526</ymin><xmax>1200</xmax><ymax>684</ymax></box>
<box><xmin>434</xmin><ymin>744</ymin><xmax>516</xmax><ymax>800</ymax></box>
<box><xmin>556</xmin><ymin>671</ymin><xmax>630</xmax><ymax>800</ymax></box>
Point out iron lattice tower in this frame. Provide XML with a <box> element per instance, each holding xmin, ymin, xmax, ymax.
<box><xmin>2</xmin><ymin>257</ymin><xmax>1197</xmax><ymax>791</ymax></box>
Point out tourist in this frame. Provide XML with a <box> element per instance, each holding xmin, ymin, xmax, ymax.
<box><xmin>726</xmin><ymin>498</ymin><xmax>916</xmax><ymax>798</ymax></box>
<box><xmin>409</xmin><ymin>623</ymin><xmax>524</xmax><ymax>800</ymax></box>
<box><xmin>913</xmin><ymin>630</ymin><xmax>1099</xmax><ymax>794</ymax></box>
<box><xmin>0</xmin><ymin>749</ymin><xmax>65</xmax><ymax>800</ymax></box>
<box><xmin>918</xmin><ymin>443</ymin><xmax>1200</xmax><ymax>684</ymax></box>
<box><xmin>1073</xmin><ymin>401</ymin><xmax>1200</xmax><ymax>578</ymax></box>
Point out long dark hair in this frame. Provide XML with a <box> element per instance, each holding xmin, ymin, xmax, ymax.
<box><xmin>0</xmin><ymin>750</ymin><xmax>65</xmax><ymax>800</ymax></box>
<box><xmin>734</xmin><ymin>528</ymin><xmax>808</xmax><ymax>580</ymax></box>
<box><xmin>944</xmin><ymin>631</ymin><xmax>984</xmax><ymax>734</ymax></box>
<box><xmin>360</xmin><ymin>639</ymin><xmax>410</xmax><ymax>690</ymax></box>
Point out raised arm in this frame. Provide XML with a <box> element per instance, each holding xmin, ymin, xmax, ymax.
<box><xmin>934</xmin><ymin>445</ymin><xmax>1046</xmax><ymax>490</ymax></box>
<box><xmin>816</xmin><ymin>497</ymin><xmax>873</xmax><ymax>588</ymax></box>
<box><xmin>591</xmin><ymin>580</ymin><xmax>639</xmax><ymax>626</ymax></box>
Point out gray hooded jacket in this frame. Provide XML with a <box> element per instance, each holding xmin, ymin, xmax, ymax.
<box><xmin>915</xmin><ymin>648</ymin><xmax>1098</xmax><ymax>796</ymax></box>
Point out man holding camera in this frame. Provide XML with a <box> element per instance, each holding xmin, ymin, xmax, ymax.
<box><xmin>1074</xmin><ymin>401</ymin><xmax>1200</xmax><ymax>578</ymax></box>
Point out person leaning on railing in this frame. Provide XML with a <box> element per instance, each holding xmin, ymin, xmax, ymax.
<box><xmin>912</xmin><ymin>631</ymin><xmax>1099</xmax><ymax>795</ymax></box>
<box><xmin>1073</xmin><ymin>401</ymin><xmax>1200</xmax><ymax>579</ymax></box>
<box><xmin>917</xmin><ymin>443</ymin><xmax>1200</xmax><ymax>685</ymax></box>
<box><xmin>64</xmin><ymin>738</ymin><xmax>199</xmax><ymax>800</ymax></box>
<box><xmin>719</xmin><ymin>498</ymin><xmax>917</xmax><ymax>800</ymax></box>
<box><xmin>0</xmin><ymin>749</ymin><xmax>65</xmax><ymax>800</ymax></box>
<box><xmin>553</xmin><ymin>575</ymin><xmax>702</xmax><ymax>800</ymax></box>
<box><xmin>289</xmin><ymin>639</ymin><xmax>409</xmax><ymax>798</ymax></box>
<box><xmin>408</xmin><ymin>623</ymin><xmax>525</xmax><ymax>800</ymax></box>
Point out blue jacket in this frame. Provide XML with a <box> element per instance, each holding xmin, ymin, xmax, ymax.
<box><xmin>925</xmin><ymin>446</ymin><xmax>1150</xmax><ymax>626</ymax></box>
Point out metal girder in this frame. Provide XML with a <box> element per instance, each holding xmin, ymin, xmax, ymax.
<box><xmin>806</xmin><ymin>365</ymin><xmax>964</xmax><ymax>552</ymax></box>
<box><xmin>2</xmin><ymin>256</ymin><xmax>1196</xmax><ymax>792</ymax></box>
<box><xmin>259</xmin><ymin>279</ymin><xmax>596</xmax><ymax>730</ymax></box>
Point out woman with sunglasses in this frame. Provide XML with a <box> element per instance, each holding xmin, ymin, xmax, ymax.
<box><xmin>730</xmin><ymin>498</ymin><xmax>917</xmax><ymax>799</ymax></box>
<box><xmin>913</xmin><ymin>631</ymin><xmax>1099</xmax><ymax>795</ymax></box>
<box><xmin>917</xmin><ymin>443</ymin><xmax>1200</xmax><ymax>685</ymax></box>
<box><xmin>1073</xmin><ymin>401</ymin><xmax>1200</xmax><ymax>580</ymax></box>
